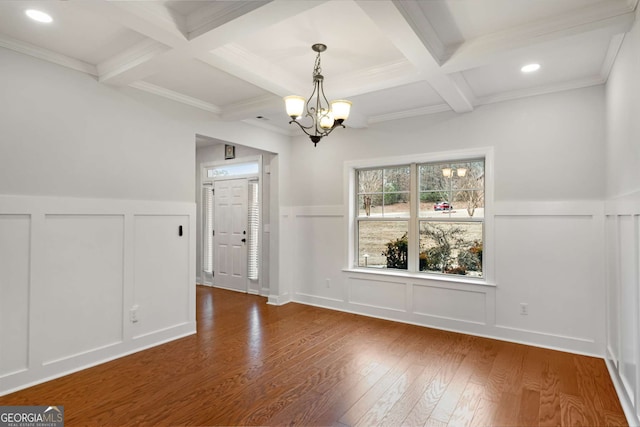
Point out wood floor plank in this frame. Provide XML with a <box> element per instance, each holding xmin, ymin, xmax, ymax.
<box><xmin>354</xmin><ymin>363</ymin><xmax>427</xmax><ymax>427</ymax></box>
<box><xmin>401</xmin><ymin>351</ymin><xmax>465</xmax><ymax>427</ymax></box>
<box><xmin>560</xmin><ymin>393</ymin><xmax>596</xmax><ymax>427</ymax></box>
<box><xmin>429</xmin><ymin>353</ymin><xmax>477</xmax><ymax>424</ymax></box>
<box><xmin>469</xmin><ymin>398</ymin><xmax>500</xmax><ymax>427</ymax></box>
<box><xmin>445</xmin><ymin>380</ymin><xmax>485</xmax><ymax>427</ymax></box>
<box><xmin>539</xmin><ymin>361</ymin><xmax>562</xmax><ymax>427</ymax></box>
<box><xmin>518</xmin><ymin>388</ymin><xmax>541</xmax><ymax>427</ymax></box>
<box><xmin>377</xmin><ymin>356</ymin><xmax>443</xmax><ymax>427</ymax></box>
<box><xmin>338</xmin><ymin>352</ymin><xmax>422</xmax><ymax>426</ymax></box>
<box><xmin>0</xmin><ymin>286</ymin><xmax>627</xmax><ymax>427</ymax></box>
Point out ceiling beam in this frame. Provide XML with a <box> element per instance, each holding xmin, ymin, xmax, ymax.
<box><xmin>356</xmin><ymin>0</ymin><xmax>474</xmax><ymax>113</ymax></box>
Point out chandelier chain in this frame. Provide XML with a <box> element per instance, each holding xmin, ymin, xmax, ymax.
<box><xmin>313</xmin><ymin>52</ymin><xmax>322</xmax><ymax>79</ymax></box>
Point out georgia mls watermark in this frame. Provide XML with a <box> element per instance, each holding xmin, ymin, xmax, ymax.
<box><xmin>0</xmin><ymin>406</ymin><xmax>64</xmax><ymax>427</ymax></box>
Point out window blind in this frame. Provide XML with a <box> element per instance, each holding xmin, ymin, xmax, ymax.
<box><xmin>248</xmin><ymin>180</ymin><xmax>259</xmax><ymax>280</ymax></box>
<box><xmin>202</xmin><ymin>186</ymin><xmax>214</xmax><ymax>273</ymax></box>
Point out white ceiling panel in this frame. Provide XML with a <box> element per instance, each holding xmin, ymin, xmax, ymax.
<box><xmin>417</xmin><ymin>0</ymin><xmax>613</xmax><ymax>47</ymax></box>
<box><xmin>144</xmin><ymin>58</ymin><xmax>270</xmax><ymax>107</ymax></box>
<box><xmin>231</xmin><ymin>1</ymin><xmax>405</xmax><ymax>78</ymax></box>
<box><xmin>349</xmin><ymin>81</ymin><xmax>446</xmax><ymax>118</ymax></box>
<box><xmin>0</xmin><ymin>1</ymin><xmax>147</xmax><ymax>65</ymax></box>
<box><xmin>462</xmin><ymin>30</ymin><xmax>612</xmax><ymax>99</ymax></box>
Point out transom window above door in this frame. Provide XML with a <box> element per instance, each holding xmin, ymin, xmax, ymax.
<box><xmin>206</xmin><ymin>162</ymin><xmax>259</xmax><ymax>178</ymax></box>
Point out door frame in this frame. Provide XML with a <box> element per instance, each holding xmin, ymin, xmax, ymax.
<box><xmin>199</xmin><ymin>155</ymin><xmax>263</xmax><ymax>293</ymax></box>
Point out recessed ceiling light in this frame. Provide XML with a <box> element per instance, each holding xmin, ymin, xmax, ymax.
<box><xmin>521</xmin><ymin>63</ymin><xmax>540</xmax><ymax>73</ymax></box>
<box><xmin>25</xmin><ymin>9</ymin><xmax>53</xmax><ymax>23</ymax></box>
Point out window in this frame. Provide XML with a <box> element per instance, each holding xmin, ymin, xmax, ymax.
<box><xmin>354</xmin><ymin>158</ymin><xmax>485</xmax><ymax>278</ymax></box>
<box><xmin>206</xmin><ymin>162</ymin><xmax>259</xmax><ymax>178</ymax></box>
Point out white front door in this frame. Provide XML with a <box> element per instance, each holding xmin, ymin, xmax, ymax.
<box><xmin>214</xmin><ymin>178</ymin><xmax>248</xmax><ymax>292</ymax></box>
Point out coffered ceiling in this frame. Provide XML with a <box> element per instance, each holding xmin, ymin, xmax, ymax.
<box><xmin>1</xmin><ymin>0</ymin><xmax>636</xmax><ymax>135</ymax></box>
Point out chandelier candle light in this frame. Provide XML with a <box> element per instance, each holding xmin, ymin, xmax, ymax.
<box><xmin>284</xmin><ymin>44</ymin><xmax>352</xmax><ymax>146</ymax></box>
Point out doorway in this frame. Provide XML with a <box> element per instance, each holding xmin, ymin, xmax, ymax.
<box><xmin>200</xmin><ymin>157</ymin><xmax>262</xmax><ymax>293</ymax></box>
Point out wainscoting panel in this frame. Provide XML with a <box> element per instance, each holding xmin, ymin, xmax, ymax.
<box><xmin>493</xmin><ymin>214</ymin><xmax>602</xmax><ymax>342</ymax></box>
<box><xmin>347</xmin><ymin>276</ymin><xmax>406</xmax><ymax>312</ymax></box>
<box><xmin>605</xmin><ymin>215</ymin><xmax>620</xmax><ymax>367</ymax></box>
<box><xmin>292</xmin><ymin>213</ymin><xmax>345</xmax><ymax>302</ymax></box>
<box><xmin>605</xmin><ymin>195</ymin><xmax>640</xmax><ymax>425</ymax></box>
<box><xmin>133</xmin><ymin>215</ymin><xmax>190</xmax><ymax>339</ymax></box>
<box><xmin>0</xmin><ymin>195</ymin><xmax>196</xmax><ymax>396</ymax></box>
<box><xmin>0</xmin><ymin>215</ymin><xmax>30</xmax><ymax>377</ymax></box>
<box><xmin>40</xmin><ymin>215</ymin><xmax>124</xmax><ymax>365</ymax></box>
<box><xmin>618</xmin><ymin>215</ymin><xmax>638</xmax><ymax>403</ymax></box>
<box><xmin>412</xmin><ymin>284</ymin><xmax>486</xmax><ymax>325</ymax></box>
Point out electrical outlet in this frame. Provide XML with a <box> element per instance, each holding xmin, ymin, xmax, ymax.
<box><xmin>325</xmin><ymin>278</ymin><xmax>331</xmax><ymax>288</ymax></box>
<box><xmin>130</xmin><ymin>305</ymin><xmax>139</xmax><ymax>323</ymax></box>
<box><xmin>520</xmin><ymin>303</ymin><xmax>528</xmax><ymax>316</ymax></box>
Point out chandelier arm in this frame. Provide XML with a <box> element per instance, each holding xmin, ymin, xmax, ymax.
<box><xmin>284</xmin><ymin>43</ymin><xmax>350</xmax><ymax>147</ymax></box>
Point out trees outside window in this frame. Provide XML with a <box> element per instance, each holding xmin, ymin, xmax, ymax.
<box><xmin>356</xmin><ymin>159</ymin><xmax>485</xmax><ymax>278</ymax></box>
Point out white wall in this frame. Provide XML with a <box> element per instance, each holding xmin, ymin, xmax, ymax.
<box><xmin>605</xmin><ymin>6</ymin><xmax>640</xmax><ymax>425</ymax></box>
<box><xmin>0</xmin><ymin>46</ymin><xmax>292</xmax><ymax>394</ymax></box>
<box><xmin>0</xmin><ymin>48</ymin><xmax>195</xmax><ymax>202</ymax></box>
<box><xmin>290</xmin><ymin>86</ymin><xmax>605</xmax><ymax>205</ymax></box>
<box><xmin>285</xmin><ymin>86</ymin><xmax>607</xmax><ymax>357</ymax></box>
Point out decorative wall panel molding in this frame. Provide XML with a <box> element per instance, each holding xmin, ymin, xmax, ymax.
<box><xmin>0</xmin><ymin>195</ymin><xmax>196</xmax><ymax>396</ymax></box>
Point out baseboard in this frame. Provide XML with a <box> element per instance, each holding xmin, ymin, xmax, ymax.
<box><xmin>267</xmin><ymin>293</ymin><xmax>291</xmax><ymax>306</ymax></box>
<box><xmin>1</xmin><ymin>324</ymin><xmax>196</xmax><ymax>397</ymax></box>
<box><xmin>605</xmin><ymin>357</ymin><xmax>640</xmax><ymax>426</ymax></box>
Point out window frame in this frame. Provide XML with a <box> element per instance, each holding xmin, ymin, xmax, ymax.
<box><xmin>344</xmin><ymin>148</ymin><xmax>494</xmax><ymax>286</ymax></box>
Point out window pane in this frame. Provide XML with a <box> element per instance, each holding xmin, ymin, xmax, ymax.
<box><xmin>358</xmin><ymin>194</ymin><xmax>382</xmax><ymax>217</ymax></box>
<box><xmin>358</xmin><ymin>221</ymin><xmax>408</xmax><ymax>269</ymax></box>
<box><xmin>452</xmin><ymin>160</ymin><xmax>484</xmax><ymax>191</ymax></box>
<box><xmin>420</xmin><ymin>192</ymin><xmax>454</xmax><ymax>217</ymax></box>
<box><xmin>358</xmin><ymin>169</ymin><xmax>382</xmax><ymax>193</ymax></box>
<box><xmin>382</xmin><ymin>192</ymin><xmax>410</xmax><ymax>217</ymax></box>
<box><xmin>384</xmin><ymin>167</ymin><xmax>410</xmax><ymax>192</ymax></box>
<box><xmin>453</xmin><ymin>190</ymin><xmax>484</xmax><ymax>218</ymax></box>
<box><xmin>419</xmin><ymin>222</ymin><xmax>483</xmax><ymax>277</ymax></box>
<box><xmin>419</xmin><ymin>164</ymin><xmax>448</xmax><ymax>192</ymax></box>
<box><xmin>358</xmin><ymin>166</ymin><xmax>410</xmax><ymax>218</ymax></box>
<box><xmin>419</xmin><ymin>160</ymin><xmax>484</xmax><ymax>218</ymax></box>
<box><xmin>207</xmin><ymin>162</ymin><xmax>259</xmax><ymax>178</ymax></box>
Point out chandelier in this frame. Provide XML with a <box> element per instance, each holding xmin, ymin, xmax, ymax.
<box><xmin>284</xmin><ymin>44</ymin><xmax>352</xmax><ymax>146</ymax></box>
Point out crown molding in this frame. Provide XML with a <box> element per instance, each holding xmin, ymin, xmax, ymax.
<box><xmin>97</xmin><ymin>39</ymin><xmax>170</xmax><ymax>83</ymax></box>
<box><xmin>476</xmin><ymin>76</ymin><xmax>606</xmax><ymax>107</ymax></box>
<box><xmin>368</xmin><ymin>104</ymin><xmax>451</xmax><ymax>124</ymax></box>
<box><xmin>220</xmin><ymin>94</ymin><xmax>280</xmax><ymax>121</ymax></box>
<box><xmin>600</xmin><ymin>33</ymin><xmax>626</xmax><ymax>80</ymax></box>
<box><xmin>128</xmin><ymin>81</ymin><xmax>221</xmax><ymax>115</ymax></box>
<box><xmin>369</xmin><ymin>74</ymin><xmax>605</xmax><ymax>124</ymax></box>
<box><xmin>241</xmin><ymin>118</ymin><xmax>292</xmax><ymax>136</ymax></box>
<box><xmin>0</xmin><ymin>34</ymin><xmax>97</xmax><ymax>76</ymax></box>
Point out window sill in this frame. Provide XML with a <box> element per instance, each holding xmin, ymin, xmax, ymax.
<box><xmin>341</xmin><ymin>267</ymin><xmax>496</xmax><ymax>288</ymax></box>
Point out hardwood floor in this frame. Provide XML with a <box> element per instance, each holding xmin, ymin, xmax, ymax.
<box><xmin>1</xmin><ymin>286</ymin><xmax>627</xmax><ymax>426</ymax></box>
